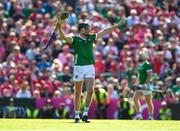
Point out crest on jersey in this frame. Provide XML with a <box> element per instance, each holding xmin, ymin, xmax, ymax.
<box><xmin>75</xmin><ymin>75</ymin><xmax>78</xmax><ymax>79</ymax></box>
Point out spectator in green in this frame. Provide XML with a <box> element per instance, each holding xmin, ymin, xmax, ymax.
<box><xmin>172</xmin><ymin>77</ymin><xmax>180</xmax><ymax>95</ymax></box>
<box><xmin>117</xmin><ymin>96</ymin><xmax>134</xmax><ymax>119</ymax></box>
<box><xmin>38</xmin><ymin>99</ymin><xmax>55</xmax><ymax>119</ymax></box>
<box><xmin>54</xmin><ymin>103</ymin><xmax>69</xmax><ymax>119</ymax></box>
<box><xmin>2</xmin><ymin>98</ymin><xmax>18</xmax><ymax>118</ymax></box>
<box><xmin>26</xmin><ymin>107</ymin><xmax>39</xmax><ymax>118</ymax></box>
<box><xmin>94</xmin><ymin>84</ymin><xmax>110</xmax><ymax>119</ymax></box>
<box><xmin>2</xmin><ymin>98</ymin><xmax>26</xmax><ymax>118</ymax></box>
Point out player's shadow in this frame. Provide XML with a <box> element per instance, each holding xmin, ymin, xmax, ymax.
<box><xmin>69</xmin><ymin>120</ymin><xmax>91</xmax><ymax>124</ymax></box>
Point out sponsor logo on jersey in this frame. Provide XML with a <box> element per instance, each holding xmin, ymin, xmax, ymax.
<box><xmin>75</xmin><ymin>75</ymin><xmax>78</xmax><ymax>79</ymax></box>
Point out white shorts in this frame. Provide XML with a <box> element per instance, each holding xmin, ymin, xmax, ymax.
<box><xmin>139</xmin><ymin>84</ymin><xmax>152</xmax><ymax>95</ymax></box>
<box><xmin>143</xmin><ymin>90</ymin><xmax>152</xmax><ymax>95</ymax></box>
<box><xmin>73</xmin><ymin>65</ymin><xmax>95</xmax><ymax>81</ymax></box>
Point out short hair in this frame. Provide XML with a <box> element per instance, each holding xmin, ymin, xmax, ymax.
<box><xmin>78</xmin><ymin>23</ymin><xmax>90</xmax><ymax>31</ymax></box>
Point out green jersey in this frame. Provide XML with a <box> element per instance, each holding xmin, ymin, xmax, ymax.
<box><xmin>138</xmin><ymin>61</ymin><xmax>152</xmax><ymax>84</ymax></box>
<box><xmin>72</xmin><ymin>34</ymin><xmax>96</xmax><ymax>66</ymax></box>
<box><xmin>172</xmin><ymin>85</ymin><xmax>180</xmax><ymax>94</ymax></box>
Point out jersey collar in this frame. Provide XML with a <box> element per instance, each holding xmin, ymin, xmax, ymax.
<box><xmin>78</xmin><ymin>34</ymin><xmax>88</xmax><ymax>40</ymax></box>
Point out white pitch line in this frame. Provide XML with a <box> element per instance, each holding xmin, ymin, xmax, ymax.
<box><xmin>0</xmin><ymin>130</ymin><xmax>179</xmax><ymax>131</ymax></box>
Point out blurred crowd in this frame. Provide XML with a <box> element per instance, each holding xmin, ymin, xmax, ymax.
<box><xmin>0</xmin><ymin>0</ymin><xmax>180</xmax><ymax>119</ymax></box>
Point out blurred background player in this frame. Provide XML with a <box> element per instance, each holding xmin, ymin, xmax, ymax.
<box><xmin>56</xmin><ymin>13</ymin><xmax>126</xmax><ymax>122</ymax></box>
<box><xmin>133</xmin><ymin>51</ymin><xmax>154</xmax><ymax>120</ymax></box>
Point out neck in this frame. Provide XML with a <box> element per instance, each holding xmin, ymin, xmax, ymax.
<box><xmin>80</xmin><ymin>34</ymin><xmax>88</xmax><ymax>38</ymax></box>
<box><xmin>139</xmin><ymin>60</ymin><xmax>144</xmax><ymax>63</ymax></box>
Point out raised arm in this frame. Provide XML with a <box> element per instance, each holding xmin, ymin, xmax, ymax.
<box><xmin>96</xmin><ymin>17</ymin><xmax>126</xmax><ymax>40</ymax></box>
<box><xmin>57</xmin><ymin>21</ymin><xmax>73</xmax><ymax>44</ymax></box>
<box><xmin>56</xmin><ymin>13</ymin><xmax>73</xmax><ymax>44</ymax></box>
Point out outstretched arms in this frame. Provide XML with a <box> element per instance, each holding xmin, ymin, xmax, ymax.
<box><xmin>96</xmin><ymin>17</ymin><xmax>126</xmax><ymax>40</ymax></box>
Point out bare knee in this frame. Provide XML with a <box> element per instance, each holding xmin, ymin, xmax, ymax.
<box><xmin>133</xmin><ymin>91</ymin><xmax>143</xmax><ymax>102</ymax></box>
<box><xmin>74</xmin><ymin>81</ymin><xmax>83</xmax><ymax>99</ymax></box>
<box><xmin>74</xmin><ymin>87</ymin><xmax>82</xmax><ymax>98</ymax></box>
<box><xmin>75</xmin><ymin>91</ymin><xmax>81</xmax><ymax>98</ymax></box>
<box><xmin>146</xmin><ymin>98</ymin><xmax>153</xmax><ymax>106</ymax></box>
<box><xmin>87</xmin><ymin>88</ymin><xmax>94</xmax><ymax>95</ymax></box>
<box><xmin>133</xmin><ymin>96</ymin><xmax>139</xmax><ymax>102</ymax></box>
<box><xmin>145</xmin><ymin>95</ymin><xmax>153</xmax><ymax>105</ymax></box>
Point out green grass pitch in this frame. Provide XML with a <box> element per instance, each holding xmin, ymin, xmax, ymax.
<box><xmin>0</xmin><ymin>119</ymin><xmax>179</xmax><ymax>131</ymax></box>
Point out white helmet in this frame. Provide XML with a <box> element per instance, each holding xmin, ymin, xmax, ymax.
<box><xmin>139</xmin><ymin>51</ymin><xmax>149</xmax><ymax>60</ymax></box>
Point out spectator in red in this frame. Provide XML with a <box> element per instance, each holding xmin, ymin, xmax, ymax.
<box><xmin>7</xmin><ymin>45</ymin><xmax>25</xmax><ymax>65</ymax></box>
<box><xmin>94</xmin><ymin>52</ymin><xmax>105</xmax><ymax>75</ymax></box>
<box><xmin>0</xmin><ymin>42</ymin><xmax>5</xmax><ymax>62</ymax></box>
<box><xmin>152</xmin><ymin>51</ymin><xmax>164</xmax><ymax>74</ymax></box>
<box><xmin>163</xmin><ymin>89</ymin><xmax>176</xmax><ymax>106</ymax></box>
<box><xmin>2</xmin><ymin>89</ymin><xmax>12</xmax><ymax>98</ymax></box>
<box><xmin>53</xmin><ymin>90</ymin><xmax>62</xmax><ymax>99</ymax></box>
<box><xmin>41</xmin><ymin>84</ymin><xmax>53</xmax><ymax>98</ymax></box>
<box><xmin>33</xmin><ymin>90</ymin><xmax>41</xmax><ymax>99</ymax></box>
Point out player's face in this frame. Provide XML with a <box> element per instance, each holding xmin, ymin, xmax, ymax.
<box><xmin>139</xmin><ymin>54</ymin><xmax>145</xmax><ymax>62</ymax></box>
<box><xmin>81</xmin><ymin>26</ymin><xmax>90</xmax><ymax>35</ymax></box>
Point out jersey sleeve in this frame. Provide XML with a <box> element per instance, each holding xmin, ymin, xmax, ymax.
<box><xmin>115</xmin><ymin>17</ymin><xmax>127</xmax><ymax>30</ymax></box>
<box><xmin>89</xmin><ymin>34</ymin><xmax>97</xmax><ymax>41</ymax></box>
<box><xmin>145</xmin><ymin>62</ymin><xmax>153</xmax><ymax>72</ymax></box>
<box><xmin>71</xmin><ymin>36</ymin><xmax>77</xmax><ymax>49</ymax></box>
<box><xmin>72</xmin><ymin>36</ymin><xmax>76</xmax><ymax>44</ymax></box>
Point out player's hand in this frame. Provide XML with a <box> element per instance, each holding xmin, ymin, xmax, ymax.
<box><xmin>56</xmin><ymin>12</ymin><xmax>69</xmax><ymax>20</ymax></box>
<box><xmin>56</xmin><ymin>12</ymin><xmax>69</xmax><ymax>27</ymax></box>
<box><xmin>118</xmin><ymin>17</ymin><xmax>126</xmax><ymax>26</ymax></box>
<box><xmin>60</xmin><ymin>12</ymin><xmax>69</xmax><ymax>20</ymax></box>
<box><xmin>56</xmin><ymin>12</ymin><xmax>61</xmax><ymax>20</ymax></box>
<box><xmin>56</xmin><ymin>19</ymin><xmax>63</xmax><ymax>27</ymax></box>
<box><xmin>121</xmin><ymin>17</ymin><xmax>126</xmax><ymax>24</ymax></box>
<box><xmin>56</xmin><ymin>13</ymin><xmax>63</xmax><ymax>27</ymax></box>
